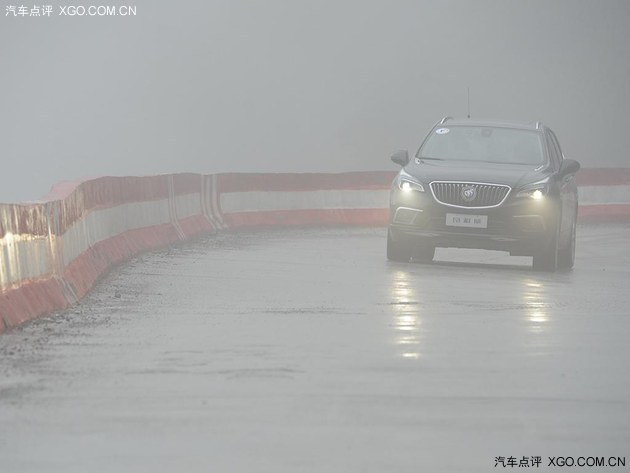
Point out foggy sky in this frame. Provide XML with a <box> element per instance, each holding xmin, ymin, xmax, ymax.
<box><xmin>1</xmin><ymin>0</ymin><xmax>629</xmax><ymax>202</ymax></box>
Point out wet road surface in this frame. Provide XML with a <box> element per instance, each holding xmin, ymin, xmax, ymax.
<box><xmin>1</xmin><ymin>225</ymin><xmax>629</xmax><ymax>472</ymax></box>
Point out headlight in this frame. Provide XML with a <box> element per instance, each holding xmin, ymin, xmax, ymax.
<box><xmin>516</xmin><ymin>178</ymin><xmax>549</xmax><ymax>200</ymax></box>
<box><xmin>517</xmin><ymin>188</ymin><xmax>545</xmax><ymax>200</ymax></box>
<box><xmin>398</xmin><ymin>172</ymin><xmax>425</xmax><ymax>193</ymax></box>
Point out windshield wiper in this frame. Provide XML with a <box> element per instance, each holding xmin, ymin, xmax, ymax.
<box><xmin>416</xmin><ymin>156</ymin><xmax>443</xmax><ymax>161</ymax></box>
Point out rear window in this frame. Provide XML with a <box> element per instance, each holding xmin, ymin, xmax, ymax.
<box><xmin>418</xmin><ymin>126</ymin><xmax>545</xmax><ymax>165</ymax></box>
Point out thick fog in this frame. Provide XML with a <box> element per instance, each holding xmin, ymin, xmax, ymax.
<box><xmin>1</xmin><ymin>0</ymin><xmax>629</xmax><ymax>202</ymax></box>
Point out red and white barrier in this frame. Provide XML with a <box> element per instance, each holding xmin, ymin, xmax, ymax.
<box><xmin>1</xmin><ymin>169</ymin><xmax>628</xmax><ymax>333</ymax></box>
<box><xmin>576</xmin><ymin>169</ymin><xmax>630</xmax><ymax>223</ymax></box>
<box><xmin>215</xmin><ymin>172</ymin><xmax>392</xmax><ymax>228</ymax></box>
<box><xmin>0</xmin><ymin>174</ymin><xmax>216</xmax><ymax>333</ymax></box>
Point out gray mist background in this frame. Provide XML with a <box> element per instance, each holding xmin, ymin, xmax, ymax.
<box><xmin>1</xmin><ymin>0</ymin><xmax>629</xmax><ymax>203</ymax></box>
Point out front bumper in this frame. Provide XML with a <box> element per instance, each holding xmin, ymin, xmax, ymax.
<box><xmin>389</xmin><ymin>189</ymin><xmax>558</xmax><ymax>256</ymax></box>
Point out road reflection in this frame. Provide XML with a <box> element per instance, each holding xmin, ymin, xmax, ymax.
<box><xmin>523</xmin><ymin>279</ymin><xmax>549</xmax><ymax>334</ymax></box>
<box><xmin>387</xmin><ymin>266</ymin><xmax>553</xmax><ymax>360</ymax></box>
<box><xmin>389</xmin><ymin>269</ymin><xmax>422</xmax><ymax>360</ymax></box>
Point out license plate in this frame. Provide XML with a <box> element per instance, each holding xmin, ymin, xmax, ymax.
<box><xmin>445</xmin><ymin>213</ymin><xmax>488</xmax><ymax>228</ymax></box>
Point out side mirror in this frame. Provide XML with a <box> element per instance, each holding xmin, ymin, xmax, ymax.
<box><xmin>559</xmin><ymin>158</ymin><xmax>580</xmax><ymax>177</ymax></box>
<box><xmin>391</xmin><ymin>150</ymin><xmax>409</xmax><ymax>167</ymax></box>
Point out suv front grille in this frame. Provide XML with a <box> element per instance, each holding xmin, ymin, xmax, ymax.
<box><xmin>430</xmin><ymin>181</ymin><xmax>511</xmax><ymax>208</ymax></box>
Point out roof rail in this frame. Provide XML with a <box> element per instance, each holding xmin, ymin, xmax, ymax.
<box><xmin>439</xmin><ymin>116</ymin><xmax>453</xmax><ymax>125</ymax></box>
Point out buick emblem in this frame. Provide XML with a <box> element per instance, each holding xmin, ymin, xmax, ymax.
<box><xmin>461</xmin><ymin>185</ymin><xmax>477</xmax><ymax>202</ymax></box>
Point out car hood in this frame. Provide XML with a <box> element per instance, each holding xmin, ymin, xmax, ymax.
<box><xmin>405</xmin><ymin>159</ymin><xmax>550</xmax><ymax>189</ymax></box>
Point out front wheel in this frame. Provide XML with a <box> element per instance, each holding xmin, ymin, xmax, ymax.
<box><xmin>532</xmin><ymin>219</ymin><xmax>559</xmax><ymax>272</ymax></box>
<box><xmin>387</xmin><ymin>229</ymin><xmax>412</xmax><ymax>262</ymax></box>
<box><xmin>558</xmin><ymin>209</ymin><xmax>577</xmax><ymax>270</ymax></box>
<box><xmin>412</xmin><ymin>243</ymin><xmax>435</xmax><ymax>263</ymax></box>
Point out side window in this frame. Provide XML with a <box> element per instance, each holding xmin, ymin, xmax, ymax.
<box><xmin>545</xmin><ymin>132</ymin><xmax>561</xmax><ymax>170</ymax></box>
<box><xmin>549</xmin><ymin>131</ymin><xmax>564</xmax><ymax>161</ymax></box>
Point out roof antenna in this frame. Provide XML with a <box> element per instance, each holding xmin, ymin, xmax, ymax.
<box><xmin>467</xmin><ymin>87</ymin><xmax>471</xmax><ymax>119</ymax></box>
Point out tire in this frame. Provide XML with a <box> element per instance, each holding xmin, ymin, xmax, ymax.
<box><xmin>412</xmin><ymin>243</ymin><xmax>435</xmax><ymax>263</ymax></box>
<box><xmin>532</xmin><ymin>218</ymin><xmax>559</xmax><ymax>272</ymax></box>
<box><xmin>558</xmin><ymin>209</ymin><xmax>577</xmax><ymax>270</ymax></box>
<box><xmin>387</xmin><ymin>229</ymin><xmax>411</xmax><ymax>262</ymax></box>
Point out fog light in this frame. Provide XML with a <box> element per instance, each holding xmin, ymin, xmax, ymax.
<box><xmin>393</xmin><ymin>207</ymin><xmax>423</xmax><ymax>225</ymax></box>
<box><xmin>401</xmin><ymin>182</ymin><xmax>412</xmax><ymax>192</ymax></box>
<box><xmin>531</xmin><ymin>189</ymin><xmax>544</xmax><ymax>200</ymax></box>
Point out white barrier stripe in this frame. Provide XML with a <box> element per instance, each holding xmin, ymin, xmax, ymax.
<box><xmin>211</xmin><ymin>174</ymin><xmax>226</xmax><ymax>228</ymax></box>
<box><xmin>1</xmin><ymin>237</ymin><xmax>50</xmax><ymax>286</ymax></box>
<box><xmin>579</xmin><ymin>185</ymin><xmax>630</xmax><ymax>205</ymax></box>
<box><xmin>167</xmin><ymin>176</ymin><xmax>185</xmax><ymax>240</ymax></box>
<box><xmin>62</xmin><ymin>199</ymin><xmax>171</xmax><ymax>266</ymax></box>
<box><xmin>220</xmin><ymin>190</ymin><xmax>391</xmax><ymax>214</ymax></box>
<box><xmin>175</xmin><ymin>193</ymin><xmax>202</xmax><ymax>220</ymax></box>
<box><xmin>201</xmin><ymin>177</ymin><xmax>220</xmax><ymax>230</ymax></box>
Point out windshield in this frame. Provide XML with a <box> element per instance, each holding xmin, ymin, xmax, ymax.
<box><xmin>417</xmin><ymin>126</ymin><xmax>545</xmax><ymax>165</ymax></box>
